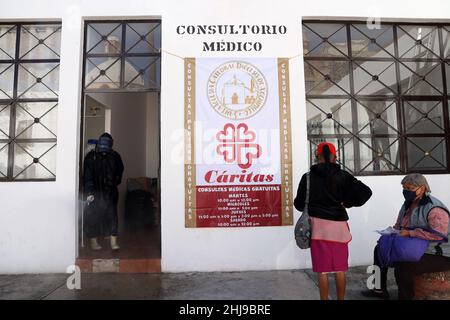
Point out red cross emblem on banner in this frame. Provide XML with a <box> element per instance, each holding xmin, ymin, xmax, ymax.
<box><xmin>216</xmin><ymin>123</ymin><xmax>262</xmax><ymax>169</ymax></box>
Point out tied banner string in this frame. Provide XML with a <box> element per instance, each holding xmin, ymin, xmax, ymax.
<box><xmin>158</xmin><ymin>48</ymin><xmax>304</xmax><ymax>61</ymax></box>
<box><xmin>158</xmin><ymin>48</ymin><xmax>185</xmax><ymax>60</ymax></box>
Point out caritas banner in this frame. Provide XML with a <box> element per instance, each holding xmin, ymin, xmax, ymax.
<box><xmin>184</xmin><ymin>58</ymin><xmax>293</xmax><ymax>228</ymax></box>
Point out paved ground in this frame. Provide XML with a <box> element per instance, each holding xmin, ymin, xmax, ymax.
<box><xmin>0</xmin><ymin>266</ymin><xmax>398</xmax><ymax>300</ymax></box>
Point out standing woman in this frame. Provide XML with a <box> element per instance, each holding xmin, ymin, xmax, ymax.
<box><xmin>294</xmin><ymin>142</ymin><xmax>372</xmax><ymax>300</ymax></box>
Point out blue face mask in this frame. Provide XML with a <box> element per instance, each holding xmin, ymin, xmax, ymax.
<box><xmin>403</xmin><ymin>189</ymin><xmax>417</xmax><ymax>202</ymax></box>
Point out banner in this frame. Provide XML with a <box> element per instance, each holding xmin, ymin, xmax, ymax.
<box><xmin>185</xmin><ymin>58</ymin><xmax>292</xmax><ymax>228</ymax></box>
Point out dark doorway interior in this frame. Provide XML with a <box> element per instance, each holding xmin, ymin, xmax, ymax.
<box><xmin>78</xmin><ymin>91</ymin><xmax>161</xmax><ymax>260</ymax></box>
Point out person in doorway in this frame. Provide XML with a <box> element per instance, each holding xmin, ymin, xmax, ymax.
<box><xmin>294</xmin><ymin>142</ymin><xmax>372</xmax><ymax>300</ymax></box>
<box><xmin>83</xmin><ymin>132</ymin><xmax>124</xmax><ymax>251</ymax></box>
<box><xmin>361</xmin><ymin>173</ymin><xmax>450</xmax><ymax>300</ymax></box>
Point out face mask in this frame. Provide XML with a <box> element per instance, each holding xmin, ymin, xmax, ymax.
<box><xmin>403</xmin><ymin>189</ymin><xmax>417</xmax><ymax>202</ymax></box>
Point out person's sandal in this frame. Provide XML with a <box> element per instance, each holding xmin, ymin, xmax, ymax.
<box><xmin>361</xmin><ymin>289</ymin><xmax>390</xmax><ymax>300</ymax></box>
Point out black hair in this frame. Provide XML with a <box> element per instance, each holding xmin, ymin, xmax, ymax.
<box><xmin>322</xmin><ymin>144</ymin><xmax>331</xmax><ymax>163</ymax></box>
<box><xmin>321</xmin><ymin>144</ymin><xmax>338</xmax><ymax>195</ymax></box>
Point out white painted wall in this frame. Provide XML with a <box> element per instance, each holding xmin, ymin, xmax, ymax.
<box><xmin>1</xmin><ymin>0</ymin><xmax>450</xmax><ymax>273</ymax></box>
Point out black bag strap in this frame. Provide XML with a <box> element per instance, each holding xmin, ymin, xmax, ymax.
<box><xmin>304</xmin><ymin>172</ymin><xmax>310</xmax><ymax>214</ymax></box>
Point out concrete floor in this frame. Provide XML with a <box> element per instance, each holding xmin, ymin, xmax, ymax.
<box><xmin>0</xmin><ymin>266</ymin><xmax>398</xmax><ymax>300</ymax></box>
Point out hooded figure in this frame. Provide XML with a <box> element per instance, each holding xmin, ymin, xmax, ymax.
<box><xmin>83</xmin><ymin>132</ymin><xmax>124</xmax><ymax>250</ymax></box>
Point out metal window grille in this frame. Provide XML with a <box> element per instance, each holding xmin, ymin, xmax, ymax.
<box><xmin>303</xmin><ymin>21</ymin><xmax>450</xmax><ymax>175</ymax></box>
<box><xmin>0</xmin><ymin>22</ymin><xmax>61</xmax><ymax>181</ymax></box>
<box><xmin>83</xmin><ymin>20</ymin><xmax>161</xmax><ymax>92</ymax></box>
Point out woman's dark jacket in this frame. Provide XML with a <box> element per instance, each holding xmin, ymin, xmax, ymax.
<box><xmin>294</xmin><ymin>163</ymin><xmax>372</xmax><ymax>221</ymax></box>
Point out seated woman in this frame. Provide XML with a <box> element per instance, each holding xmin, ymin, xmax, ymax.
<box><xmin>362</xmin><ymin>173</ymin><xmax>450</xmax><ymax>300</ymax></box>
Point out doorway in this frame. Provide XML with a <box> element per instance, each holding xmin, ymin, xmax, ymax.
<box><xmin>77</xmin><ymin>20</ymin><xmax>161</xmax><ymax>272</ymax></box>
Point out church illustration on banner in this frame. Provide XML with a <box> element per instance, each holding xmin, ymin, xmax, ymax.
<box><xmin>221</xmin><ymin>74</ymin><xmax>257</xmax><ymax>108</ymax></box>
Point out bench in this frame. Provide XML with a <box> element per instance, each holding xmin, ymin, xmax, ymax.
<box><xmin>414</xmin><ymin>271</ymin><xmax>450</xmax><ymax>300</ymax></box>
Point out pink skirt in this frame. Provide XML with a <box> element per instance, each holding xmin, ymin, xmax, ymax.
<box><xmin>310</xmin><ymin>239</ymin><xmax>349</xmax><ymax>273</ymax></box>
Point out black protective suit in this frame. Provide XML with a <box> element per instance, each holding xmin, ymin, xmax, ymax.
<box><xmin>83</xmin><ymin>145</ymin><xmax>124</xmax><ymax>238</ymax></box>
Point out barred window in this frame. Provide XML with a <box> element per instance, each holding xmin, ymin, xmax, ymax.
<box><xmin>0</xmin><ymin>22</ymin><xmax>61</xmax><ymax>181</ymax></box>
<box><xmin>84</xmin><ymin>20</ymin><xmax>161</xmax><ymax>91</ymax></box>
<box><xmin>303</xmin><ymin>21</ymin><xmax>450</xmax><ymax>175</ymax></box>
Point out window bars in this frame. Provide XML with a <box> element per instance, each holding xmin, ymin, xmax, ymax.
<box><xmin>303</xmin><ymin>22</ymin><xmax>450</xmax><ymax>175</ymax></box>
<box><xmin>0</xmin><ymin>22</ymin><xmax>61</xmax><ymax>181</ymax></box>
<box><xmin>83</xmin><ymin>20</ymin><xmax>161</xmax><ymax>91</ymax></box>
